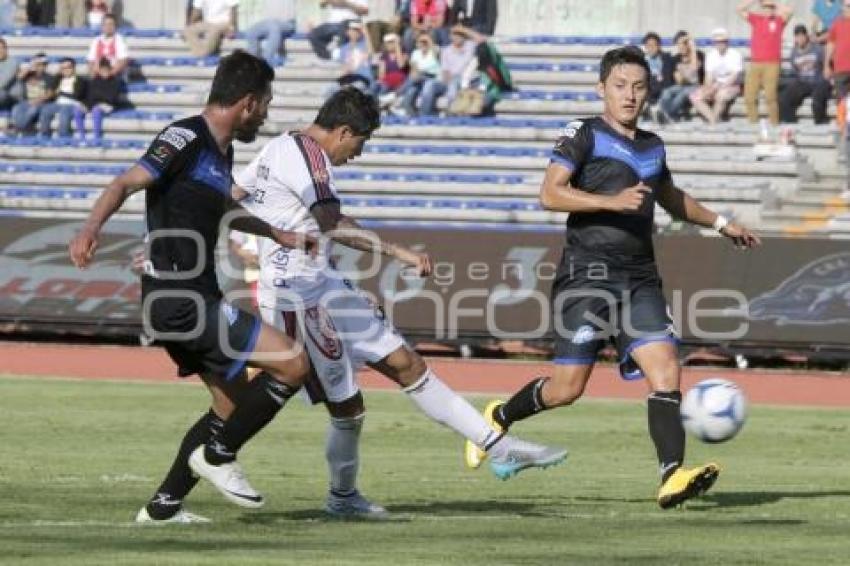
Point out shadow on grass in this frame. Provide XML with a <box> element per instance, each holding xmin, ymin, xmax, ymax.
<box><xmin>699</xmin><ymin>490</ymin><xmax>850</xmax><ymax>509</ymax></box>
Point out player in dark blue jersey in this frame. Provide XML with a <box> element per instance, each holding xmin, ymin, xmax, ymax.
<box><xmin>69</xmin><ymin>51</ymin><xmax>318</xmax><ymax>523</ymax></box>
<box><xmin>465</xmin><ymin>46</ymin><xmax>760</xmax><ymax>509</ymax></box>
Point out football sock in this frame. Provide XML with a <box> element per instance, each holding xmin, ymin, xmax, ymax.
<box><xmin>492</xmin><ymin>377</ymin><xmax>549</xmax><ymax>430</ymax></box>
<box><xmin>403</xmin><ymin>369</ymin><xmax>502</xmax><ymax>451</ymax></box>
<box><xmin>204</xmin><ymin>371</ymin><xmax>298</xmax><ymax>465</ymax></box>
<box><xmin>326</xmin><ymin>414</ymin><xmax>364</xmax><ymax>497</ymax></box>
<box><xmin>648</xmin><ymin>390</ymin><xmax>685</xmax><ymax>483</ymax></box>
<box><xmin>146</xmin><ymin>409</ymin><xmax>224</xmax><ymax>520</ymax></box>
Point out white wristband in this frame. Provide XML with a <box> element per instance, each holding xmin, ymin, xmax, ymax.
<box><xmin>712</xmin><ymin>215</ymin><xmax>729</xmax><ymax>232</ymax></box>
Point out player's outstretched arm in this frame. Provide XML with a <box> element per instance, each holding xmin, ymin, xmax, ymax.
<box><xmin>226</xmin><ymin>190</ymin><xmax>318</xmax><ymax>256</ymax></box>
<box><xmin>540</xmin><ymin>162</ymin><xmax>651</xmax><ymax>214</ymax></box>
<box><xmin>69</xmin><ymin>164</ymin><xmax>155</xmax><ymax>269</ymax></box>
<box><xmin>312</xmin><ymin>199</ymin><xmax>433</xmax><ymax>277</ymax></box>
<box><xmin>656</xmin><ymin>178</ymin><xmax>761</xmax><ymax>249</ymax></box>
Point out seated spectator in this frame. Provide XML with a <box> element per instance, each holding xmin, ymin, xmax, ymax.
<box><xmin>242</xmin><ymin>0</ymin><xmax>297</xmax><ymax>66</ymax></box>
<box><xmin>812</xmin><ymin>0</ymin><xmax>842</xmax><ymax>43</ymax></box>
<box><xmin>87</xmin><ymin>0</ymin><xmax>111</xmax><ymax>29</ymax></box>
<box><xmin>27</xmin><ymin>0</ymin><xmax>55</xmax><ymax>26</ymax></box>
<box><xmin>825</xmin><ymin>1</ymin><xmax>850</xmax><ymax>102</ymax></box>
<box><xmin>461</xmin><ymin>25</ymin><xmax>513</xmax><ymax>116</ymax></box>
<box><xmin>74</xmin><ymin>57</ymin><xmax>123</xmax><ymax>139</ymax></box>
<box><xmin>690</xmin><ymin>28</ymin><xmax>744</xmax><ymax>125</ymax></box>
<box><xmin>184</xmin><ymin>0</ymin><xmax>238</xmax><ymax>58</ymax></box>
<box><xmin>308</xmin><ymin>0</ymin><xmax>369</xmax><ymax>61</ymax></box>
<box><xmin>658</xmin><ymin>30</ymin><xmax>705</xmax><ymax>122</ymax></box>
<box><xmin>403</xmin><ymin>0</ymin><xmax>449</xmax><ymax>52</ymax></box>
<box><xmin>326</xmin><ymin>21</ymin><xmax>373</xmax><ymax>96</ymax></box>
<box><xmin>9</xmin><ymin>53</ymin><xmax>54</xmax><ymax>136</ymax></box>
<box><xmin>55</xmin><ymin>0</ymin><xmax>85</xmax><ymax>28</ymax></box>
<box><xmin>365</xmin><ymin>0</ymin><xmax>407</xmax><ymax>54</ymax></box>
<box><xmin>88</xmin><ymin>13</ymin><xmax>128</xmax><ymax>79</ymax></box>
<box><xmin>373</xmin><ymin>33</ymin><xmax>407</xmax><ymax>101</ymax></box>
<box><xmin>780</xmin><ymin>25</ymin><xmax>831</xmax><ymax>124</ymax></box>
<box><xmin>642</xmin><ymin>31</ymin><xmax>675</xmax><ymax>121</ymax></box>
<box><xmin>449</xmin><ymin>0</ymin><xmax>497</xmax><ymax>36</ymax></box>
<box><xmin>416</xmin><ymin>25</ymin><xmax>475</xmax><ymax>116</ymax></box>
<box><xmin>0</xmin><ymin>38</ymin><xmax>19</xmax><ymax>111</ymax></box>
<box><xmin>38</xmin><ymin>57</ymin><xmax>85</xmax><ymax>137</ymax></box>
<box><xmin>395</xmin><ymin>32</ymin><xmax>441</xmax><ymax>116</ymax></box>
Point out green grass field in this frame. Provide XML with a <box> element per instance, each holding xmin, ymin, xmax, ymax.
<box><xmin>0</xmin><ymin>375</ymin><xmax>848</xmax><ymax>565</ymax></box>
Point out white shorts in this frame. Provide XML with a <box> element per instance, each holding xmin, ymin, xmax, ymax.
<box><xmin>259</xmin><ymin>277</ymin><xmax>405</xmax><ymax>404</ymax></box>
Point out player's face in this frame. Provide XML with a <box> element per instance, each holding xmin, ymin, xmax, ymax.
<box><xmin>598</xmin><ymin>64</ymin><xmax>648</xmax><ymax>126</ymax></box>
<box><xmin>331</xmin><ymin>127</ymin><xmax>370</xmax><ymax>166</ymax></box>
<box><xmin>234</xmin><ymin>87</ymin><xmax>272</xmax><ymax>143</ymax></box>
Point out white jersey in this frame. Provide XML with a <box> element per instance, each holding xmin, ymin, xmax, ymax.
<box><xmin>235</xmin><ymin>132</ymin><xmax>340</xmax><ymax>309</ymax></box>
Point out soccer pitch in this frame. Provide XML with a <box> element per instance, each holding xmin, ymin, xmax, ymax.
<box><xmin>0</xmin><ymin>375</ymin><xmax>848</xmax><ymax>565</ymax></box>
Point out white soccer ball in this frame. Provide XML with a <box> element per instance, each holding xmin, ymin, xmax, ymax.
<box><xmin>681</xmin><ymin>378</ymin><xmax>748</xmax><ymax>443</ymax></box>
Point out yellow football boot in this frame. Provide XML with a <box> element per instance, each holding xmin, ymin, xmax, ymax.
<box><xmin>657</xmin><ymin>463</ymin><xmax>720</xmax><ymax>509</ymax></box>
<box><xmin>464</xmin><ymin>400</ymin><xmax>505</xmax><ymax>469</ymax></box>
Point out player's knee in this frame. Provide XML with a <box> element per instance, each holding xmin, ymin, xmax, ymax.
<box><xmin>648</xmin><ymin>359</ymin><xmax>680</xmax><ymax>392</ymax></box>
<box><xmin>387</xmin><ymin>346</ymin><xmax>427</xmax><ymax>384</ymax></box>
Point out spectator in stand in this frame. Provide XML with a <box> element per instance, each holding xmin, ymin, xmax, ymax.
<box><xmin>87</xmin><ymin>0</ymin><xmax>111</xmax><ymax>29</ymax></box>
<box><xmin>184</xmin><ymin>0</ymin><xmax>239</xmax><ymax>58</ymax></box>
<box><xmin>690</xmin><ymin>28</ymin><xmax>744</xmax><ymax>125</ymax></box>
<box><xmin>395</xmin><ymin>32</ymin><xmax>440</xmax><ymax>116</ymax></box>
<box><xmin>27</xmin><ymin>0</ymin><xmax>55</xmax><ymax>26</ymax></box>
<box><xmin>365</xmin><ymin>0</ymin><xmax>408</xmax><ymax>54</ymax></box>
<box><xmin>0</xmin><ymin>0</ymin><xmax>17</xmax><ymax>28</ymax></box>
<box><xmin>780</xmin><ymin>25</ymin><xmax>830</xmax><ymax>124</ymax></box>
<box><xmin>38</xmin><ymin>57</ymin><xmax>85</xmax><ymax>137</ymax></box>
<box><xmin>87</xmin><ymin>14</ymin><xmax>128</xmax><ymax>78</ymax></box>
<box><xmin>308</xmin><ymin>0</ymin><xmax>369</xmax><ymax>60</ymax></box>
<box><xmin>825</xmin><ymin>0</ymin><xmax>850</xmax><ymax>101</ymax></box>
<box><xmin>326</xmin><ymin>21</ymin><xmax>373</xmax><ymax>96</ymax></box>
<box><xmin>416</xmin><ymin>25</ymin><xmax>475</xmax><ymax>116</ymax></box>
<box><xmin>241</xmin><ymin>0</ymin><xmax>297</xmax><ymax>65</ymax></box>
<box><xmin>373</xmin><ymin>32</ymin><xmax>407</xmax><ymax>101</ymax></box>
<box><xmin>658</xmin><ymin>30</ymin><xmax>705</xmax><ymax>122</ymax></box>
<box><xmin>642</xmin><ymin>31</ymin><xmax>675</xmax><ymax>121</ymax></box>
<box><xmin>9</xmin><ymin>53</ymin><xmax>54</xmax><ymax>136</ymax></box>
<box><xmin>738</xmin><ymin>0</ymin><xmax>792</xmax><ymax>126</ymax></box>
<box><xmin>74</xmin><ymin>57</ymin><xmax>122</xmax><ymax>139</ymax></box>
<box><xmin>449</xmin><ymin>0</ymin><xmax>497</xmax><ymax>36</ymax></box>
<box><xmin>55</xmin><ymin>0</ymin><xmax>85</xmax><ymax>27</ymax></box>
<box><xmin>812</xmin><ymin>0</ymin><xmax>842</xmax><ymax>43</ymax></box>
<box><xmin>0</xmin><ymin>38</ymin><xmax>19</xmax><ymax>111</ymax></box>
<box><xmin>403</xmin><ymin>0</ymin><xmax>448</xmax><ymax>52</ymax></box>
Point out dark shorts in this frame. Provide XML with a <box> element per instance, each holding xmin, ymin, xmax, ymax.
<box><xmin>551</xmin><ymin>253</ymin><xmax>677</xmax><ymax>379</ymax></box>
<box><xmin>147</xmin><ymin>296</ymin><xmax>262</xmax><ymax>380</ymax></box>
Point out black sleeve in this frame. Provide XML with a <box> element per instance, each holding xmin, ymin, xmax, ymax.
<box><xmin>550</xmin><ymin>119</ymin><xmax>593</xmax><ymax>174</ymax></box>
<box><xmin>661</xmin><ymin>52</ymin><xmax>676</xmax><ymax>88</ymax></box>
<box><xmin>483</xmin><ymin>0</ymin><xmax>498</xmax><ymax>36</ymax></box>
<box><xmin>136</xmin><ymin>124</ymin><xmax>200</xmax><ymax>183</ymax></box>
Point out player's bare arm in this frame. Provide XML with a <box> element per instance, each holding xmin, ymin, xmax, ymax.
<box><xmin>69</xmin><ymin>164</ymin><xmax>155</xmax><ymax>269</ymax></box>
<box><xmin>656</xmin><ymin>177</ymin><xmax>761</xmax><ymax>249</ymax></box>
<box><xmin>311</xmin><ymin>199</ymin><xmax>433</xmax><ymax>277</ymax></box>
<box><xmin>539</xmin><ymin>162</ymin><xmax>652</xmax><ymax>214</ymax></box>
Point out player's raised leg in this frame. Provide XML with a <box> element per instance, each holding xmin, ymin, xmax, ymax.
<box><xmin>371</xmin><ymin>345</ymin><xmax>568</xmax><ymax>480</ymax></box>
<box><xmin>629</xmin><ymin>341</ymin><xmax>719</xmax><ymax>508</ymax></box>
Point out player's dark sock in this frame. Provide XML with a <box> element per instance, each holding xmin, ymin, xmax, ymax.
<box><xmin>647</xmin><ymin>390</ymin><xmax>685</xmax><ymax>483</ymax></box>
<box><xmin>146</xmin><ymin>409</ymin><xmax>224</xmax><ymax>520</ymax></box>
<box><xmin>204</xmin><ymin>371</ymin><xmax>298</xmax><ymax>465</ymax></box>
<box><xmin>493</xmin><ymin>377</ymin><xmax>549</xmax><ymax>429</ymax></box>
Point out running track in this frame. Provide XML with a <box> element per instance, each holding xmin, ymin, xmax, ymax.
<box><xmin>1</xmin><ymin>342</ymin><xmax>848</xmax><ymax>408</ymax></box>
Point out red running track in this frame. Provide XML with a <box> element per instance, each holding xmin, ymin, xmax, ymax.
<box><xmin>2</xmin><ymin>342</ymin><xmax>848</xmax><ymax>408</ymax></box>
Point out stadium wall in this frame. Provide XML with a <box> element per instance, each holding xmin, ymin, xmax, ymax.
<box><xmin>118</xmin><ymin>0</ymin><xmax>818</xmax><ymax>40</ymax></box>
<box><xmin>1</xmin><ymin>217</ymin><xmax>847</xmax><ymax>358</ymax></box>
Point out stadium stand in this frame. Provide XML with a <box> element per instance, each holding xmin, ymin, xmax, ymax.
<box><xmin>0</xmin><ymin>29</ymin><xmax>846</xmax><ymax>237</ymax></box>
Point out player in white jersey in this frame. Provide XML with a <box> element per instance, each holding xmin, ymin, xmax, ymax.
<box><xmin>234</xmin><ymin>88</ymin><xmax>568</xmax><ymax>518</ymax></box>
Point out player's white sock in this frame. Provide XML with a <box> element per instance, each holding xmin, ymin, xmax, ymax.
<box><xmin>403</xmin><ymin>369</ymin><xmax>502</xmax><ymax>450</ymax></box>
<box><xmin>326</xmin><ymin>414</ymin><xmax>363</xmax><ymax>496</ymax></box>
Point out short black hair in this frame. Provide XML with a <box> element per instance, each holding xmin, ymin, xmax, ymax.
<box><xmin>207</xmin><ymin>49</ymin><xmax>274</xmax><ymax>107</ymax></box>
<box><xmin>599</xmin><ymin>46</ymin><xmax>651</xmax><ymax>82</ymax></box>
<box><xmin>314</xmin><ymin>87</ymin><xmax>380</xmax><ymax>136</ymax></box>
<box><xmin>60</xmin><ymin>56</ymin><xmax>75</xmax><ymax>66</ymax></box>
<box><xmin>642</xmin><ymin>32</ymin><xmax>661</xmax><ymax>45</ymax></box>
<box><xmin>673</xmin><ymin>30</ymin><xmax>689</xmax><ymax>43</ymax></box>
<box><xmin>793</xmin><ymin>24</ymin><xmax>809</xmax><ymax>36</ymax></box>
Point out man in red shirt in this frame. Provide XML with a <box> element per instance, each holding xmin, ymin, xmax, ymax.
<box><xmin>826</xmin><ymin>0</ymin><xmax>850</xmax><ymax>100</ymax></box>
<box><xmin>738</xmin><ymin>0</ymin><xmax>793</xmax><ymax>125</ymax></box>
<box><xmin>403</xmin><ymin>0</ymin><xmax>448</xmax><ymax>51</ymax></box>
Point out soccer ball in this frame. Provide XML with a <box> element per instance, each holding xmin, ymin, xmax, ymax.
<box><xmin>681</xmin><ymin>379</ymin><xmax>747</xmax><ymax>443</ymax></box>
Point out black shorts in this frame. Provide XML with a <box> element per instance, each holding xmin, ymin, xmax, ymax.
<box><xmin>551</xmin><ymin>253</ymin><xmax>677</xmax><ymax>379</ymax></box>
<box><xmin>146</xmin><ymin>295</ymin><xmax>261</xmax><ymax>380</ymax></box>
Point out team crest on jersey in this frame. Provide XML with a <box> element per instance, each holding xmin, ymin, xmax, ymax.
<box><xmin>149</xmin><ymin>144</ymin><xmax>175</xmax><ymax>165</ymax></box>
<box><xmin>560</xmin><ymin>120</ymin><xmax>583</xmax><ymax>139</ymax></box>
<box><xmin>571</xmin><ymin>324</ymin><xmax>596</xmax><ymax>344</ymax></box>
<box><xmin>304</xmin><ymin>306</ymin><xmax>343</xmax><ymax>360</ymax></box>
<box><xmin>158</xmin><ymin>126</ymin><xmax>197</xmax><ymax>150</ymax></box>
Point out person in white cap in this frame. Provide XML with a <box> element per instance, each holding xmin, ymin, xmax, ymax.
<box><xmin>689</xmin><ymin>28</ymin><xmax>744</xmax><ymax>125</ymax></box>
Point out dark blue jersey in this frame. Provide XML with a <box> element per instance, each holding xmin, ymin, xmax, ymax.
<box><xmin>550</xmin><ymin>116</ymin><xmax>672</xmax><ymax>262</ymax></box>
